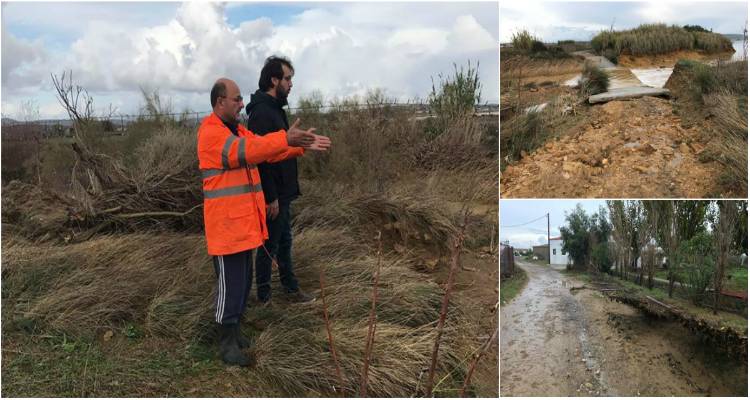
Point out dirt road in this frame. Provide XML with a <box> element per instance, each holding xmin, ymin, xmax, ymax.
<box><xmin>500</xmin><ymin>260</ymin><xmax>747</xmax><ymax>397</ymax></box>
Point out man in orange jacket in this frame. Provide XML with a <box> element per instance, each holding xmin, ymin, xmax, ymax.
<box><xmin>197</xmin><ymin>78</ymin><xmax>330</xmax><ymax>366</ymax></box>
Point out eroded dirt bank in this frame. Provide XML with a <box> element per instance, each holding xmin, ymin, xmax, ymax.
<box><xmin>501</xmin><ymin>96</ymin><xmax>722</xmax><ymax>198</ymax></box>
<box><xmin>500</xmin><ymin>260</ymin><xmax>747</xmax><ymax>396</ymax></box>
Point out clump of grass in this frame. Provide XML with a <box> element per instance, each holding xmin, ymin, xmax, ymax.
<box><xmin>579</xmin><ymin>63</ymin><xmax>610</xmax><ymax>96</ymax></box>
<box><xmin>511</xmin><ymin>29</ymin><xmax>536</xmax><ymax>51</ymax></box>
<box><xmin>500</xmin><ymin>268</ymin><xmax>528</xmax><ymax>306</ymax></box>
<box><xmin>704</xmin><ymin>91</ymin><xmax>748</xmax><ymax>194</ymax></box>
<box><xmin>500</xmin><ymin>109</ymin><xmax>548</xmax><ymax>168</ymax></box>
<box><xmin>591</xmin><ymin>23</ymin><xmax>733</xmax><ymax>59</ymax></box>
<box><xmin>500</xmin><ymin>93</ymin><xmax>578</xmax><ymax>170</ymax></box>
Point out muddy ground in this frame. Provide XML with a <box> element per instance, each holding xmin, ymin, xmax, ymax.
<box><xmin>501</xmin><ymin>96</ymin><xmax>723</xmax><ymax>198</ymax></box>
<box><xmin>500</xmin><ymin>260</ymin><xmax>747</xmax><ymax>397</ymax></box>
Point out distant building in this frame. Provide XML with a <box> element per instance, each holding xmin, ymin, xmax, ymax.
<box><xmin>532</xmin><ymin>244</ymin><xmax>549</xmax><ymax>262</ymax></box>
<box><xmin>549</xmin><ymin>236</ymin><xmax>570</xmax><ymax>265</ymax></box>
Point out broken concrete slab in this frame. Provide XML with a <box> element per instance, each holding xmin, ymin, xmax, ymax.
<box><xmin>589</xmin><ymin>86</ymin><xmax>670</xmax><ymax>104</ymax></box>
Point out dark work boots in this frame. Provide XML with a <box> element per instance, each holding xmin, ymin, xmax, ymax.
<box><xmin>234</xmin><ymin>323</ymin><xmax>251</xmax><ymax>349</ymax></box>
<box><xmin>218</xmin><ymin>323</ymin><xmax>251</xmax><ymax>367</ymax></box>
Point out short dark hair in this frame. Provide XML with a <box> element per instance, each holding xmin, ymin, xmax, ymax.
<box><xmin>259</xmin><ymin>56</ymin><xmax>293</xmax><ymax>92</ymax></box>
<box><xmin>210</xmin><ymin>81</ymin><xmax>227</xmax><ymax>107</ymax></box>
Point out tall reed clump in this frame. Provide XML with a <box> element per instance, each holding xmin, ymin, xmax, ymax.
<box><xmin>591</xmin><ymin>23</ymin><xmax>733</xmax><ymax>59</ymax></box>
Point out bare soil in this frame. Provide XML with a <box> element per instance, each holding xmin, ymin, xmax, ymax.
<box><xmin>500</xmin><ymin>260</ymin><xmax>748</xmax><ymax>396</ymax></box>
<box><xmin>617</xmin><ymin>50</ymin><xmax>735</xmax><ymax>68</ymax></box>
<box><xmin>501</xmin><ymin>96</ymin><xmax>724</xmax><ymax>198</ymax></box>
<box><xmin>501</xmin><ymin>55</ymin><xmax>584</xmax><ymax>85</ymax></box>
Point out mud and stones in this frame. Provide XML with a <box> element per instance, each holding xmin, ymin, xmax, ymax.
<box><xmin>500</xmin><ymin>260</ymin><xmax>747</xmax><ymax>396</ymax></box>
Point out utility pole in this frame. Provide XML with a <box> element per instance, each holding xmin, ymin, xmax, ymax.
<box><xmin>547</xmin><ymin>213</ymin><xmax>551</xmax><ymax>265</ymax></box>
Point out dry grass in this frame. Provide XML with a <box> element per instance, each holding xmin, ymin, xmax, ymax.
<box><xmin>704</xmin><ymin>91</ymin><xmax>748</xmax><ymax>194</ymax></box>
<box><xmin>2</xmin><ymin>220</ymin><xmax>482</xmax><ymax>396</ymax></box>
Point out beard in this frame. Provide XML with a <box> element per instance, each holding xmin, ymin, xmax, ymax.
<box><xmin>276</xmin><ymin>85</ymin><xmax>289</xmax><ymax>101</ymax></box>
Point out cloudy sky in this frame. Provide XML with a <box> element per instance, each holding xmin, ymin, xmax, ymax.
<box><xmin>501</xmin><ymin>1</ymin><xmax>748</xmax><ymax>43</ymax></box>
<box><xmin>2</xmin><ymin>1</ymin><xmax>498</xmax><ymax>119</ymax></box>
<box><xmin>500</xmin><ymin>199</ymin><xmax>607</xmax><ymax>248</ymax></box>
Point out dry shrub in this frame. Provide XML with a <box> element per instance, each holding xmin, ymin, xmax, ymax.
<box><xmin>704</xmin><ymin>91</ymin><xmax>748</xmax><ymax>194</ymax></box>
<box><xmin>8</xmin><ymin>125</ymin><xmax>204</xmax><ymax>238</ymax></box>
<box><xmin>294</xmin><ymin>185</ymin><xmax>458</xmax><ymax>255</ymax></box>
<box><xmin>1</xmin><ymin>139</ymin><xmax>41</xmax><ymax>182</ymax></box>
<box><xmin>296</xmin><ymin>100</ymin><xmax>420</xmax><ymax>192</ymax></box>
<box><xmin>411</xmin><ymin>115</ymin><xmax>489</xmax><ymax>170</ymax></box>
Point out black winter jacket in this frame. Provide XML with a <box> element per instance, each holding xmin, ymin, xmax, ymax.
<box><xmin>246</xmin><ymin>90</ymin><xmax>300</xmax><ymax>204</ymax></box>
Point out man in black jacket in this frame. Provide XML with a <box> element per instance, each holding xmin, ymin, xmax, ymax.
<box><xmin>246</xmin><ymin>56</ymin><xmax>314</xmax><ymax>304</ymax></box>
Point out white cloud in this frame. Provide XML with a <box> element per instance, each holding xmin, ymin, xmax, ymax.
<box><xmin>2</xmin><ymin>2</ymin><xmax>498</xmax><ymax>118</ymax></box>
<box><xmin>1</xmin><ymin>25</ymin><xmax>49</xmax><ymax>90</ymax></box>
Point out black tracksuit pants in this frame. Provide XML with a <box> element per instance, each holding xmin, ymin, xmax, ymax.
<box><xmin>212</xmin><ymin>249</ymin><xmax>253</xmax><ymax>325</ymax></box>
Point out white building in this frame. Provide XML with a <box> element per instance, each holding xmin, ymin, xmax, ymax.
<box><xmin>549</xmin><ymin>236</ymin><xmax>570</xmax><ymax>265</ymax></box>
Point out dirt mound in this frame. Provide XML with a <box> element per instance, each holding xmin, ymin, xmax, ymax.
<box><xmin>664</xmin><ymin>60</ymin><xmax>695</xmax><ymax>94</ymax></box>
<box><xmin>501</xmin><ymin>96</ymin><xmax>723</xmax><ymax>198</ymax></box>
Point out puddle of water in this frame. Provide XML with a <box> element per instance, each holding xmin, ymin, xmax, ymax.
<box><xmin>631</xmin><ymin>68</ymin><xmax>673</xmax><ymax>88</ymax></box>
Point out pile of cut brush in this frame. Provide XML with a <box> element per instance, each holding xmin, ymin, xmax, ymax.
<box><xmin>607</xmin><ymin>290</ymin><xmax>747</xmax><ymax>362</ymax></box>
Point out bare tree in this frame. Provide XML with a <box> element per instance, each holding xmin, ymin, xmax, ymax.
<box><xmin>713</xmin><ymin>201</ymin><xmax>739</xmax><ymax>315</ymax></box>
<box><xmin>51</xmin><ymin>71</ymin><xmax>94</xmax><ymax>125</ymax></box>
<box><xmin>607</xmin><ymin>200</ymin><xmax>627</xmax><ymax>278</ymax></box>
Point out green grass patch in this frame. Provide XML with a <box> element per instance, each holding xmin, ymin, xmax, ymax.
<box><xmin>725</xmin><ymin>267</ymin><xmax>748</xmax><ymax>292</ymax></box>
<box><xmin>500</xmin><ymin>268</ymin><xmax>528</xmax><ymax>306</ymax></box>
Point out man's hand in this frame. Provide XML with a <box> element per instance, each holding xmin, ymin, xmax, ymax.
<box><xmin>266</xmin><ymin>199</ymin><xmax>279</xmax><ymax>220</ymax></box>
<box><xmin>286</xmin><ymin>118</ymin><xmax>316</xmax><ymax>148</ymax></box>
<box><xmin>308</xmin><ymin>133</ymin><xmax>331</xmax><ymax>151</ymax></box>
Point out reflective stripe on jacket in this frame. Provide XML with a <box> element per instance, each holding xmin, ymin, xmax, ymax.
<box><xmin>197</xmin><ymin>112</ymin><xmax>304</xmax><ymax>255</ymax></box>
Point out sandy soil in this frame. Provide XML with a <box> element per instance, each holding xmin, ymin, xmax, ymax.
<box><xmin>501</xmin><ymin>55</ymin><xmax>584</xmax><ymax>85</ymax></box>
<box><xmin>500</xmin><ymin>260</ymin><xmax>747</xmax><ymax>397</ymax></box>
<box><xmin>501</xmin><ymin>96</ymin><xmax>723</xmax><ymax>198</ymax></box>
<box><xmin>617</xmin><ymin>50</ymin><xmax>735</xmax><ymax>69</ymax></box>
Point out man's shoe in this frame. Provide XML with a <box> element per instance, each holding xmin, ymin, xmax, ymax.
<box><xmin>234</xmin><ymin>324</ymin><xmax>252</xmax><ymax>349</ymax></box>
<box><xmin>286</xmin><ymin>289</ymin><xmax>316</xmax><ymax>303</ymax></box>
<box><xmin>218</xmin><ymin>323</ymin><xmax>251</xmax><ymax>367</ymax></box>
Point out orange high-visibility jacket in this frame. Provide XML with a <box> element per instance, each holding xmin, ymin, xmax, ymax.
<box><xmin>197</xmin><ymin>112</ymin><xmax>304</xmax><ymax>255</ymax></box>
